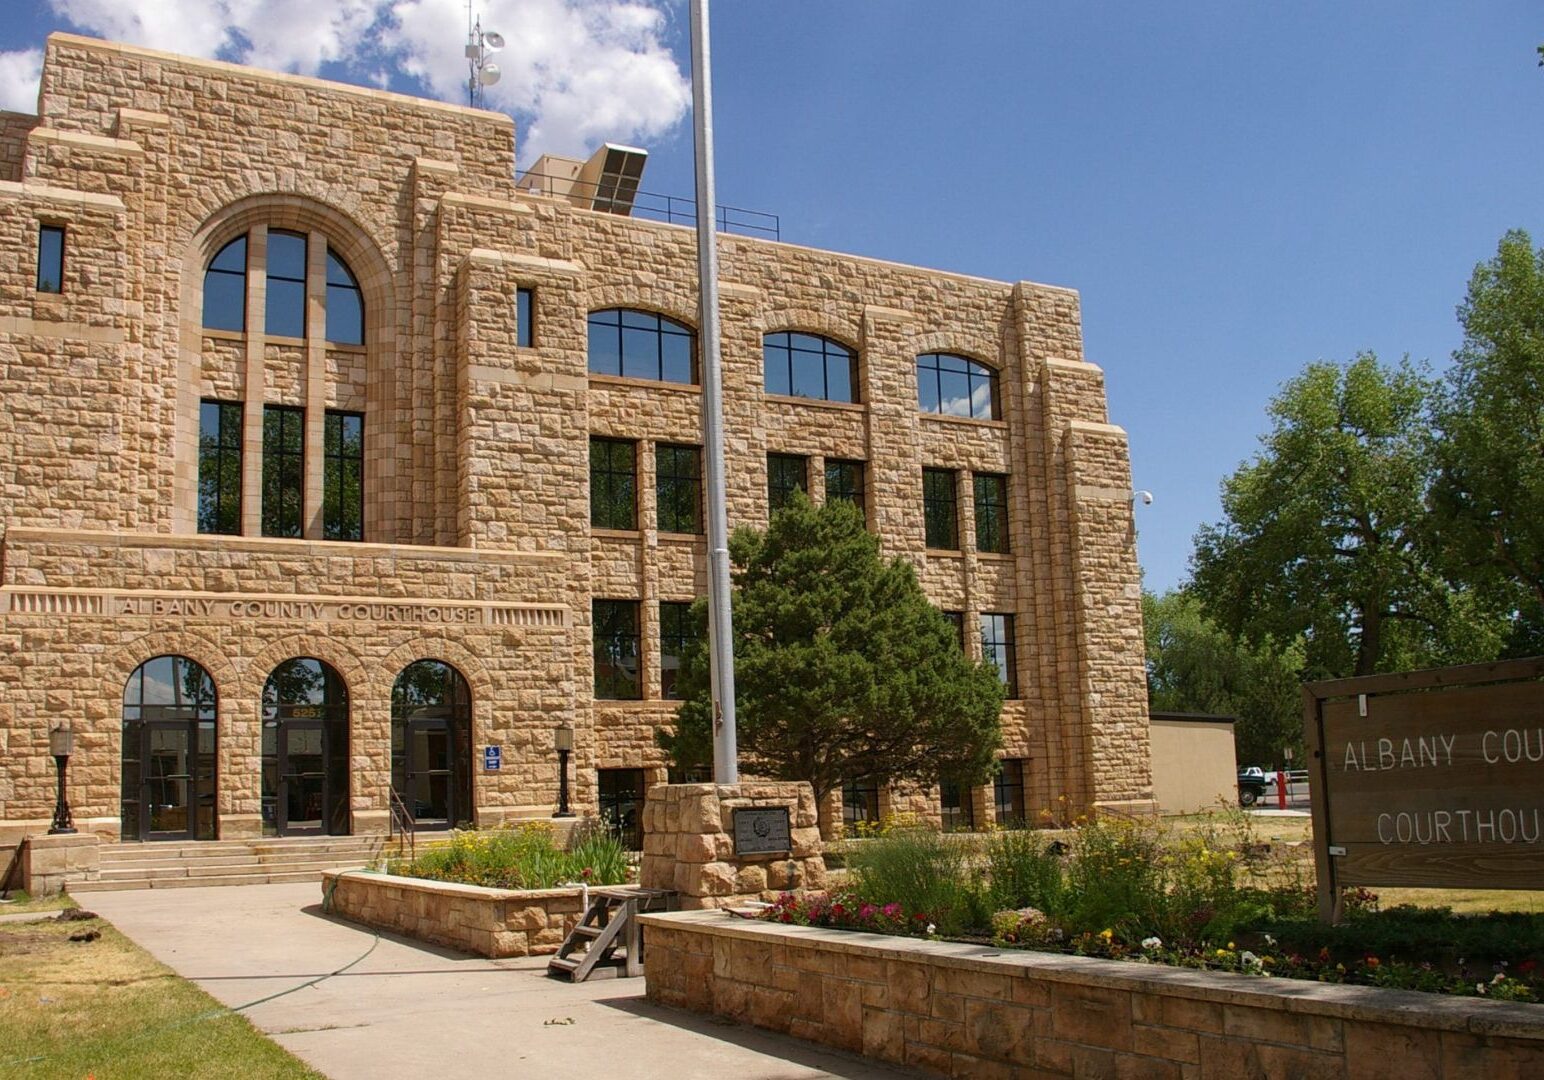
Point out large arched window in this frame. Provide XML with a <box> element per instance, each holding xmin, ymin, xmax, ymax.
<box><xmin>121</xmin><ymin>655</ymin><xmax>217</xmax><ymax>842</ymax></box>
<box><xmin>587</xmin><ymin>308</ymin><xmax>696</xmax><ymax>385</ymax></box>
<box><xmin>916</xmin><ymin>352</ymin><xmax>1000</xmax><ymax>421</ymax></box>
<box><xmin>391</xmin><ymin>661</ymin><xmax>473</xmax><ymax>829</ymax></box>
<box><xmin>200</xmin><ymin>230</ymin><xmax>365</xmax><ymax>345</ymax></box>
<box><xmin>262</xmin><ymin>658</ymin><xmax>351</xmax><ymax>836</ymax></box>
<box><xmin>763</xmin><ymin>332</ymin><xmax>858</xmax><ymax>403</ymax></box>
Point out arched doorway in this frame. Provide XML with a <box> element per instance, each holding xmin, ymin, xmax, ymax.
<box><xmin>121</xmin><ymin>655</ymin><xmax>218</xmax><ymax>841</ymax></box>
<box><xmin>262</xmin><ymin>658</ymin><xmax>351</xmax><ymax>836</ymax></box>
<box><xmin>391</xmin><ymin>660</ymin><xmax>473</xmax><ymax>829</ymax></box>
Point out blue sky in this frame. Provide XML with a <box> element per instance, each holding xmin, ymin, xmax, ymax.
<box><xmin>3</xmin><ymin>2</ymin><xmax>1540</xmax><ymax>592</ymax></box>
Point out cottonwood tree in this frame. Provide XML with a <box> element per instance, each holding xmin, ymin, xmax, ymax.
<box><xmin>1143</xmin><ymin>589</ymin><xmax>1304</xmax><ymax>767</ymax></box>
<box><xmin>1191</xmin><ymin>353</ymin><xmax>1503</xmax><ymax>679</ymax></box>
<box><xmin>658</xmin><ymin>495</ymin><xmax>1004</xmax><ymax>830</ymax></box>
<box><xmin>1429</xmin><ymin>230</ymin><xmax>1544</xmax><ymax>653</ymax></box>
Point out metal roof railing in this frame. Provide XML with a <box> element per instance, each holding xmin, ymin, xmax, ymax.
<box><xmin>514</xmin><ymin>169</ymin><xmax>780</xmax><ymax>242</ymax></box>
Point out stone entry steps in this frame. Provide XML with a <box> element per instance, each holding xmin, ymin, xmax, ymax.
<box><xmin>73</xmin><ymin>836</ymin><xmax>395</xmax><ymax>892</ymax></box>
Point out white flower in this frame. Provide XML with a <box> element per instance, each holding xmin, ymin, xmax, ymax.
<box><xmin>925</xmin><ymin>923</ymin><xmax>937</xmax><ymax>936</ymax></box>
<box><xmin>1141</xmin><ymin>936</ymin><xmax>1163</xmax><ymax>950</ymax></box>
<box><xmin>1240</xmin><ymin>951</ymin><xmax>1262</xmax><ymax>971</ymax></box>
<box><xmin>1263</xmin><ymin>934</ymin><xmax>1276</xmax><ymax>947</ymax></box>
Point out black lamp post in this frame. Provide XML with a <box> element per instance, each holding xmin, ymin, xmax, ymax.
<box><xmin>48</xmin><ymin>723</ymin><xmax>76</xmax><ymax>835</ymax></box>
<box><xmin>554</xmin><ymin>722</ymin><xmax>575</xmax><ymax>818</ymax></box>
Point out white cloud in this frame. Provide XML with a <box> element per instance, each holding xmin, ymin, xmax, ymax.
<box><xmin>5</xmin><ymin>0</ymin><xmax>689</xmax><ymax>158</ymax></box>
<box><xmin>0</xmin><ymin>48</ymin><xmax>43</xmax><ymax>113</ymax></box>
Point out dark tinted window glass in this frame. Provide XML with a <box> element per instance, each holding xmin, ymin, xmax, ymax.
<box><xmin>593</xmin><ymin>600</ymin><xmax>641</xmax><ymax>700</ymax></box>
<box><xmin>917</xmin><ymin>353</ymin><xmax>999</xmax><ymax>421</ymax></box>
<box><xmin>198</xmin><ymin>401</ymin><xmax>243</xmax><ymax>535</ymax></box>
<box><xmin>980</xmin><ymin>613</ymin><xmax>1017</xmax><ymax>697</ymax></box>
<box><xmin>262</xmin><ymin>405</ymin><xmax>305</xmax><ymax>537</ymax></box>
<box><xmin>767</xmin><ymin>453</ymin><xmax>808</xmax><ymax>514</ymax></box>
<box><xmin>598</xmin><ymin>767</ymin><xmax>647</xmax><ymax>849</ymax></box>
<box><xmin>517</xmin><ymin>287</ymin><xmax>534</xmax><ymax>348</ymax></box>
<box><xmin>923</xmin><ymin>468</ymin><xmax>958</xmax><ymax>549</ymax></box>
<box><xmin>940</xmin><ymin>781</ymin><xmax>975</xmax><ymax>832</ymax></box>
<box><xmin>203</xmin><ymin>235</ymin><xmax>246</xmax><ymax>330</ymax></box>
<box><xmin>825</xmin><ymin>459</ymin><xmax>865</xmax><ymax>516</ymax></box>
<box><xmin>659</xmin><ymin>600</ymin><xmax>700</xmax><ymax>699</ymax></box>
<box><xmin>942</xmin><ymin>610</ymin><xmax>964</xmax><ymax>650</ymax></box>
<box><xmin>324</xmin><ymin>411</ymin><xmax>363</xmax><ymax>541</ymax></box>
<box><xmin>587</xmin><ymin>308</ymin><xmax>696</xmax><ymax>384</ymax></box>
<box><xmin>37</xmin><ymin>224</ymin><xmax>64</xmax><ymax>294</ymax></box>
<box><xmin>843</xmin><ymin>778</ymin><xmax>881</xmax><ymax>829</ymax></box>
<box><xmin>974</xmin><ymin>473</ymin><xmax>1009</xmax><ymax>553</ymax></box>
<box><xmin>325</xmin><ymin>250</ymin><xmax>363</xmax><ymax>345</ymax></box>
<box><xmin>265</xmin><ymin>231</ymin><xmax>307</xmax><ymax>338</ymax></box>
<box><xmin>762</xmin><ymin>332</ymin><xmax>857</xmax><ymax>403</ymax></box>
<box><xmin>656</xmin><ymin>443</ymin><xmax>702</xmax><ymax>534</ymax></box>
<box><xmin>590</xmin><ymin>437</ymin><xmax>637</xmax><ymax>530</ymax></box>
<box><xmin>994</xmin><ymin>759</ymin><xmax>1027</xmax><ymax>826</ymax></box>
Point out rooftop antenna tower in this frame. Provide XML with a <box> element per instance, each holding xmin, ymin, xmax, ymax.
<box><xmin>464</xmin><ymin>3</ymin><xmax>504</xmax><ymax>109</ymax></box>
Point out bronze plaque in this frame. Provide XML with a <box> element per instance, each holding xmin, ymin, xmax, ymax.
<box><xmin>1305</xmin><ymin>659</ymin><xmax>1544</xmax><ymax>914</ymax></box>
<box><xmin>732</xmin><ymin>807</ymin><xmax>791</xmax><ymax>855</ymax></box>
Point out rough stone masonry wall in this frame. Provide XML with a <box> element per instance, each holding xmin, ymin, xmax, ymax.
<box><xmin>641</xmin><ymin>912</ymin><xmax>1544</xmax><ymax>1080</ymax></box>
<box><xmin>639</xmin><ymin>783</ymin><xmax>826</xmax><ymax>910</ymax></box>
<box><xmin>322</xmin><ymin>870</ymin><xmax>583</xmax><ymax>958</ymax></box>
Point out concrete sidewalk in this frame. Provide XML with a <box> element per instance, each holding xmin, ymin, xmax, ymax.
<box><xmin>83</xmin><ymin>883</ymin><xmax>917</xmax><ymax>1080</ymax></box>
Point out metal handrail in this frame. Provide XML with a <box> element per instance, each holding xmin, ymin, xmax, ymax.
<box><xmin>514</xmin><ymin>169</ymin><xmax>781</xmax><ymax>241</ymax></box>
<box><xmin>388</xmin><ymin>787</ymin><xmax>415</xmax><ymax>863</ymax></box>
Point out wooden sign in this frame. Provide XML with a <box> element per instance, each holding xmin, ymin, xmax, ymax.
<box><xmin>732</xmin><ymin>807</ymin><xmax>791</xmax><ymax>856</ymax></box>
<box><xmin>1304</xmin><ymin>657</ymin><xmax>1544</xmax><ymax>922</ymax></box>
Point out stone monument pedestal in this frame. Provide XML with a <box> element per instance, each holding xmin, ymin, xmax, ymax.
<box><xmin>640</xmin><ymin>782</ymin><xmax>826</xmax><ymax>911</ymax></box>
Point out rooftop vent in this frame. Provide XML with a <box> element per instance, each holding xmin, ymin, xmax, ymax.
<box><xmin>517</xmin><ymin>143</ymin><xmax>648</xmax><ymax>216</ymax></box>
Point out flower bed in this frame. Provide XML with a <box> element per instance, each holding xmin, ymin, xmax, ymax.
<box><xmin>321</xmin><ymin>870</ymin><xmax>585</xmax><ymax>958</ymax></box>
<box><xmin>386</xmin><ymin>820</ymin><xmax>630</xmax><ymax>890</ymax></box>
<box><xmin>783</xmin><ymin>817</ymin><xmax>1544</xmax><ymax>1001</ymax></box>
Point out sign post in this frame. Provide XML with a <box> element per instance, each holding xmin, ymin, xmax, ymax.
<box><xmin>1304</xmin><ymin>657</ymin><xmax>1544</xmax><ymax>923</ymax></box>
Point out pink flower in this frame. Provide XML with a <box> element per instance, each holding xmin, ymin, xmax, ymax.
<box><xmin>882</xmin><ymin>903</ymin><xmax>902</xmax><ymax>918</ymax></box>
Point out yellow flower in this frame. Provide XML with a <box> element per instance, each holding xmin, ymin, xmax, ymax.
<box><xmin>1099</xmin><ymin>928</ymin><xmax>1114</xmax><ymax>941</ymax></box>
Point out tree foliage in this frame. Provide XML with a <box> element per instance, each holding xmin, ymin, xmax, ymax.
<box><xmin>1190</xmin><ymin>353</ymin><xmax>1503</xmax><ymax>679</ymax></box>
<box><xmin>1143</xmin><ymin>589</ymin><xmax>1303</xmax><ymax>767</ymax></box>
<box><xmin>1429</xmin><ymin>229</ymin><xmax>1544</xmax><ymax>653</ymax></box>
<box><xmin>657</xmin><ymin>496</ymin><xmax>1004</xmax><ymax>821</ymax></box>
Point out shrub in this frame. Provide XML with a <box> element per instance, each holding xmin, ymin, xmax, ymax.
<box><xmin>391</xmin><ymin>820</ymin><xmax>630</xmax><ymax>890</ymax></box>
<box><xmin>983</xmin><ymin>827</ymin><xmax>1065</xmax><ymax>915</ymax></box>
<box><xmin>845</xmin><ymin>825</ymin><xmax>982</xmax><ymax>936</ymax></box>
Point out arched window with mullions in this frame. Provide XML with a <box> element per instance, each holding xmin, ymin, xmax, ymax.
<box><xmin>391</xmin><ymin>660</ymin><xmax>474</xmax><ymax>830</ymax></box>
<box><xmin>917</xmin><ymin>352</ymin><xmax>1001</xmax><ymax>421</ymax></box>
<box><xmin>202</xmin><ymin>235</ymin><xmax>247</xmax><ymax>332</ymax></box>
<box><xmin>121</xmin><ymin>655</ymin><xmax>218</xmax><ymax>842</ymax></box>
<box><xmin>763</xmin><ymin>332</ymin><xmax>858</xmax><ymax>403</ymax></box>
<box><xmin>587</xmin><ymin>308</ymin><xmax>696</xmax><ymax>385</ymax></box>
<box><xmin>325</xmin><ymin>250</ymin><xmax>364</xmax><ymax>345</ymax></box>
<box><xmin>262</xmin><ymin>658</ymin><xmax>351</xmax><ymax>837</ymax></box>
<box><xmin>200</xmin><ymin>231</ymin><xmax>365</xmax><ymax>346</ymax></box>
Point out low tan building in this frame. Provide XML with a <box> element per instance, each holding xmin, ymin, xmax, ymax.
<box><xmin>0</xmin><ymin>34</ymin><xmax>1152</xmax><ymax>856</ymax></box>
<box><xmin>1149</xmin><ymin>712</ymin><xmax>1238</xmax><ymax>815</ymax></box>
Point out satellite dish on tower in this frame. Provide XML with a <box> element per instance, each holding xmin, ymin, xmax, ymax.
<box><xmin>463</xmin><ymin>8</ymin><xmax>504</xmax><ymax>108</ymax></box>
<box><xmin>483</xmin><ymin>31</ymin><xmax>505</xmax><ymax>49</ymax></box>
<box><xmin>480</xmin><ymin>64</ymin><xmax>501</xmax><ymax>86</ymax></box>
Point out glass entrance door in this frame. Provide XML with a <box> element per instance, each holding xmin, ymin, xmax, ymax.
<box><xmin>403</xmin><ymin>720</ymin><xmax>453</xmax><ymax>828</ymax></box>
<box><xmin>143</xmin><ymin>721</ymin><xmax>196</xmax><ymax>841</ymax></box>
<box><xmin>279</xmin><ymin>722</ymin><xmax>327</xmax><ymax>835</ymax></box>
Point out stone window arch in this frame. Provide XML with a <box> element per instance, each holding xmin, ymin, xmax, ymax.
<box><xmin>390</xmin><ymin>660</ymin><xmax>474</xmax><ymax>829</ymax></box>
<box><xmin>587</xmin><ymin>308</ymin><xmax>697</xmax><ymax>384</ymax></box>
<box><xmin>261</xmin><ymin>658</ymin><xmax>351</xmax><ymax>836</ymax></box>
<box><xmin>762</xmin><ymin>331</ymin><xmax>859</xmax><ymax>403</ymax></box>
<box><xmin>121</xmin><ymin>655</ymin><xmax>218</xmax><ymax>842</ymax></box>
<box><xmin>917</xmin><ymin>352</ymin><xmax>1001</xmax><ymax>421</ymax></box>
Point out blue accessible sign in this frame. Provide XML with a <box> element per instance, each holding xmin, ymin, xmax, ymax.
<box><xmin>483</xmin><ymin>745</ymin><xmax>502</xmax><ymax>771</ymax></box>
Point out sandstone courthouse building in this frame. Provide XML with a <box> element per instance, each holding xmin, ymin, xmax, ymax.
<box><xmin>0</xmin><ymin>34</ymin><xmax>1152</xmax><ymax>857</ymax></box>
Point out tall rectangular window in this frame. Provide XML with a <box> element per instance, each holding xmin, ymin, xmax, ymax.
<box><xmin>980</xmin><ymin>613</ymin><xmax>1017</xmax><ymax>697</ymax></box>
<box><xmin>598</xmin><ymin>768</ymin><xmax>647</xmax><ymax>850</ymax></box>
<box><xmin>942</xmin><ymin>610</ymin><xmax>964</xmax><ymax>650</ymax></box>
<box><xmin>974</xmin><ymin>473</ymin><xmax>1010</xmax><ymax>553</ymax></box>
<box><xmin>843</xmin><ymin>778</ymin><xmax>881</xmax><ymax>830</ymax></box>
<box><xmin>323</xmin><ymin>411</ymin><xmax>364</xmax><ymax>541</ymax></box>
<box><xmin>261</xmin><ymin>405</ymin><xmax>304</xmax><ymax>538</ymax></box>
<box><xmin>940</xmin><ymin>781</ymin><xmax>975</xmax><ymax>832</ymax></box>
<box><xmin>517</xmin><ymin>287</ymin><xmax>534</xmax><ymax>348</ymax></box>
<box><xmin>659</xmin><ymin>600</ymin><xmax>700</xmax><ymax>700</ymax></box>
<box><xmin>656</xmin><ymin>443</ymin><xmax>703</xmax><ymax>534</ymax></box>
<box><xmin>36</xmin><ymin>224</ymin><xmax>64</xmax><ymax>294</ymax></box>
<box><xmin>825</xmin><ymin>458</ymin><xmax>865</xmax><ymax>514</ymax></box>
<box><xmin>590</xmin><ymin>437</ymin><xmax>637</xmax><ymax>530</ymax></box>
<box><xmin>923</xmin><ymin>468</ymin><xmax>958</xmax><ymax>549</ymax></box>
<box><xmin>197</xmin><ymin>401</ymin><xmax>243</xmax><ymax>535</ymax></box>
<box><xmin>995</xmin><ymin>759</ymin><xmax>1027</xmax><ymax>826</ymax></box>
<box><xmin>767</xmin><ymin>453</ymin><xmax>808</xmax><ymax>514</ymax></box>
<box><xmin>265</xmin><ymin>230</ymin><xmax>308</xmax><ymax>339</ymax></box>
<box><xmin>593</xmin><ymin>599</ymin><xmax>641</xmax><ymax>700</ymax></box>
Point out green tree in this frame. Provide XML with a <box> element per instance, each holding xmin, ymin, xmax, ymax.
<box><xmin>1429</xmin><ymin>229</ymin><xmax>1544</xmax><ymax>653</ymax></box>
<box><xmin>1143</xmin><ymin>589</ymin><xmax>1304</xmax><ymax>767</ymax></box>
<box><xmin>658</xmin><ymin>496</ymin><xmax>1005</xmax><ymax>829</ymax></box>
<box><xmin>1191</xmin><ymin>353</ymin><xmax>1502</xmax><ymax>679</ymax></box>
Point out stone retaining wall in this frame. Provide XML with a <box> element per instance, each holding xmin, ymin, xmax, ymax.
<box><xmin>639</xmin><ymin>910</ymin><xmax>1544</xmax><ymax>1078</ymax></box>
<box><xmin>322</xmin><ymin>870</ymin><xmax>583</xmax><ymax>958</ymax></box>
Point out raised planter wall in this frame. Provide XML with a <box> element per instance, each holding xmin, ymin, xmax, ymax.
<box><xmin>639</xmin><ymin>911</ymin><xmax>1544</xmax><ymax>1078</ymax></box>
<box><xmin>321</xmin><ymin>870</ymin><xmax>583</xmax><ymax>958</ymax></box>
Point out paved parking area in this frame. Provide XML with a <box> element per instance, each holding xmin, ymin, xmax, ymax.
<box><xmin>84</xmin><ymin>883</ymin><xmax>917</xmax><ymax>1080</ymax></box>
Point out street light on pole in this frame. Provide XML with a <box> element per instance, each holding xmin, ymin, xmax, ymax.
<box><xmin>689</xmin><ymin>0</ymin><xmax>738</xmax><ymax>785</ymax></box>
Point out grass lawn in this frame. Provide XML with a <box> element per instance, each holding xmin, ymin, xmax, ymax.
<box><xmin>0</xmin><ymin>912</ymin><xmax>322</xmax><ymax>1079</ymax></box>
<box><xmin>0</xmin><ymin>891</ymin><xmax>79</xmax><ymax>916</ymax></box>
